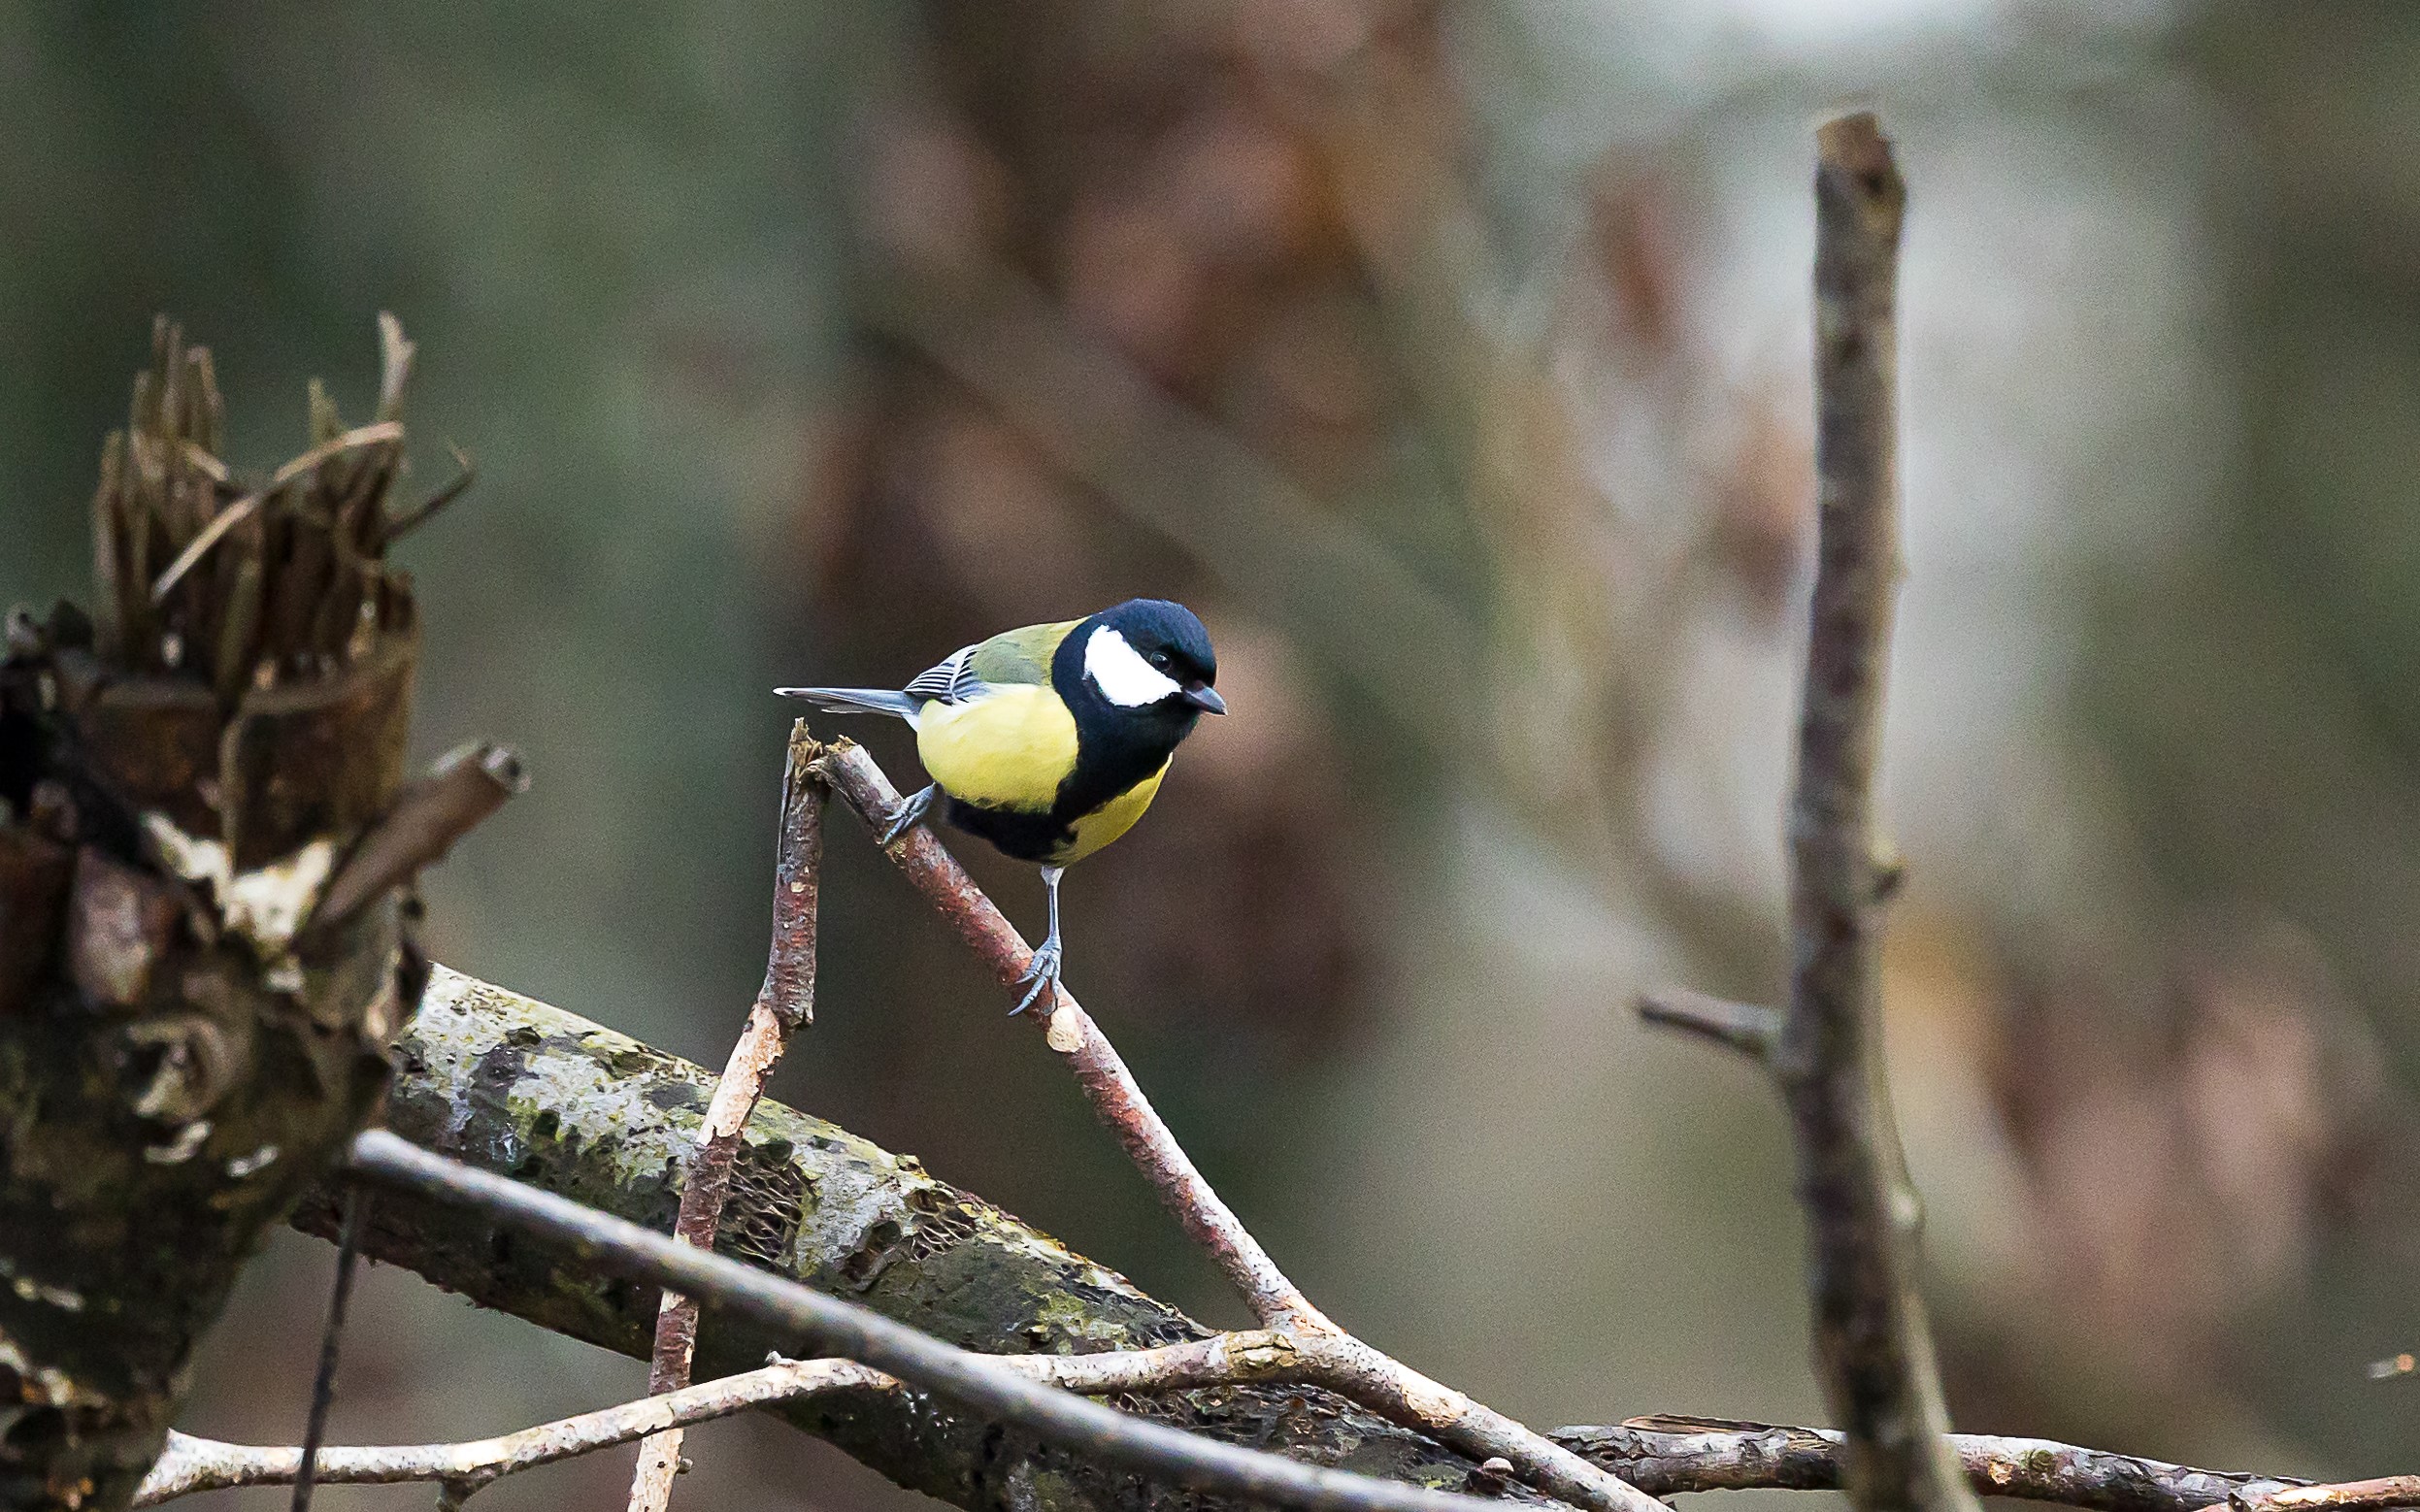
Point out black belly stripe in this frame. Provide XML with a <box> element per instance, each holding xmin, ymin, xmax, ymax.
<box><xmin>943</xmin><ymin>797</ymin><xmax>1074</xmax><ymax>866</ymax></box>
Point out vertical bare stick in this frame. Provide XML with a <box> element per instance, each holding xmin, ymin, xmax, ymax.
<box><xmin>289</xmin><ymin>1190</ymin><xmax>370</xmax><ymax>1512</ymax></box>
<box><xmin>1780</xmin><ymin>113</ymin><xmax>1976</xmax><ymax>1512</ymax></box>
<box><xmin>626</xmin><ymin>721</ymin><xmax>825</xmax><ymax>1512</ymax></box>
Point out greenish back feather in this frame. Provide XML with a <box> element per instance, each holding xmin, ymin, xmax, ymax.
<box><xmin>967</xmin><ymin>619</ymin><xmax>1078</xmax><ymax>686</ymax></box>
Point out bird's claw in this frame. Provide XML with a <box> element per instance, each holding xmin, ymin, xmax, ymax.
<box><xmin>1011</xmin><ymin>941</ymin><xmax>1063</xmax><ymax>1015</ymax></box>
<box><xmin>877</xmin><ymin>784</ymin><xmax>937</xmax><ymax>847</ymax></box>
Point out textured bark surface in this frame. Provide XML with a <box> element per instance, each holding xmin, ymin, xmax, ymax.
<box><xmin>300</xmin><ymin>969</ymin><xmax>1512</xmax><ymax>1512</ymax></box>
<box><xmin>0</xmin><ymin>319</ymin><xmax>458</xmax><ymax>1510</ymax></box>
<box><xmin>1775</xmin><ymin>115</ymin><xmax>1977</xmax><ymax>1512</ymax></box>
<box><xmin>1559</xmin><ymin>1419</ymin><xmax>2300</xmax><ymax>1512</ymax></box>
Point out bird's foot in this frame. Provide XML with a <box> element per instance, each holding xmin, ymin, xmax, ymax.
<box><xmin>1011</xmin><ymin>939</ymin><xmax>1063</xmax><ymax>1016</ymax></box>
<box><xmin>877</xmin><ymin>784</ymin><xmax>938</xmax><ymax>847</ymax></box>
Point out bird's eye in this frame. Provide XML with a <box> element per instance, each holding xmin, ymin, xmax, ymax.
<box><xmin>1148</xmin><ymin>650</ymin><xmax>1171</xmax><ymax>669</ymax></box>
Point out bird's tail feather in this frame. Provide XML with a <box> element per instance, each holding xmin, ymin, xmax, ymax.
<box><xmin>775</xmin><ymin>686</ymin><xmax>922</xmax><ymax>725</ymax></box>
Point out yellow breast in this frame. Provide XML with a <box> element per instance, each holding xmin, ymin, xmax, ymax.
<box><xmin>1054</xmin><ymin>761</ymin><xmax>1168</xmax><ymax>865</ymax></box>
<box><xmin>915</xmin><ymin>686</ymin><xmax>1079</xmax><ymax>812</ymax></box>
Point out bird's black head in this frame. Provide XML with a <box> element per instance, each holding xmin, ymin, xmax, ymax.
<box><xmin>1070</xmin><ymin>599</ymin><xmax>1226</xmax><ymax>718</ymax></box>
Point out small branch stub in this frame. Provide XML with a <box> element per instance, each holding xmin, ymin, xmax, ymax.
<box><xmin>1636</xmin><ymin>989</ymin><xmax>1782</xmax><ymax>1065</ymax></box>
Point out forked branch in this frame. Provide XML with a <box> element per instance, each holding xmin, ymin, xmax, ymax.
<box><xmin>810</xmin><ymin>738</ymin><xmax>1664</xmax><ymax>1512</ymax></box>
<box><xmin>810</xmin><ymin>739</ymin><xmax>1330</xmax><ymax>1333</ymax></box>
<box><xmin>254</xmin><ymin>970</ymin><xmax>2341</xmax><ymax>1512</ymax></box>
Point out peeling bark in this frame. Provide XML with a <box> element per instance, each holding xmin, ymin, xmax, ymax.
<box><xmin>0</xmin><ymin>318</ymin><xmax>506</xmax><ymax>1510</ymax></box>
<box><xmin>303</xmin><ymin>969</ymin><xmax>1516</xmax><ymax>1512</ymax></box>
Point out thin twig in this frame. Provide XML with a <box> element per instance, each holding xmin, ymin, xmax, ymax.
<box><xmin>1635</xmin><ymin>989</ymin><xmax>1782</xmax><ymax>1064</ymax></box>
<box><xmin>627</xmin><ymin>722</ymin><xmax>825</xmax><ymax>1512</ymax></box>
<box><xmin>2228</xmin><ymin>1480</ymin><xmax>2420</xmax><ymax>1512</ymax></box>
<box><xmin>1554</xmin><ymin>1417</ymin><xmax>2307</xmax><ymax>1512</ymax></box>
<box><xmin>147</xmin><ymin>493</ymin><xmax>260</xmax><ymax>608</ymax></box>
<box><xmin>142</xmin><ymin>1339</ymin><xmax>1421</xmax><ymax>1507</ymax></box>
<box><xmin>808</xmin><ymin>737</ymin><xmax>1664</xmax><ymax>1512</ymax></box>
<box><xmin>379</xmin><ymin>442</ymin><xmax>478</xmax><ymax>544</ymax></box>
<box><xmin>342</xmin><ymin>1130</ymin><xmax>1529</xmax><ymax>1512</ymax></box>
<box><xmin>811</xmin><ymin>737</ymin><xmax>1327</xmax><ymax>1334</ymax></box>
<box><xmin>289</xmin><ymin>1190</ymin><xmax>370</xmax><ymax>1512</ymax></box>
<box><xmin>146</xmin><ymin>1336</ymin><xmax>1404</xmax><ymax>1507</ymax></box>
<box><xmin>1777</xmin><ymin>112</ymin><xmax>1974</xmax><ymax>1512</ymax></box>
<box><xmin>139</xmin><ymin>1359</ymin><xmax>888</xmax><ymax>1505</ymax></box>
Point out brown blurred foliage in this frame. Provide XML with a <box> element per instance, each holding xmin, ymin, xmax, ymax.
<box><xmin>11</xmin><ymin>2</ymin><xmax>2420</xmax><ymax>1508</ymax></box>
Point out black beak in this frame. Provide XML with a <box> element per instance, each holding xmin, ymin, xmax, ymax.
<box><xmin>1182</xmin><ymin>684</ymin><xmax>1228</xmax><ymax>714</ymax></box>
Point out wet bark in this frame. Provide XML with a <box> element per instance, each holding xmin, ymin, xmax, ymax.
<box><xmin>298</xmin><ymin>968</ymin><xmax>1517</xmax><ymax>1512</ymax></box>
<box><xmin>0</xmin><ymin>318</ymin><xmax>506</xmax><ymax>1510</ymax></box>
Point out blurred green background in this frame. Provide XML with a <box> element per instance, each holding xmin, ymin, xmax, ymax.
<box><xmin>5</xmin><ymin>0</ymin><xmax>2418</xmax><ymax>1506</ymax></box>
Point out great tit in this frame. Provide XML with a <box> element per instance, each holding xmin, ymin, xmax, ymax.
<box><xmin>778</xmin><ymin>599</ymin><xmax>1225</xmax><ymax>1013</ymax></box>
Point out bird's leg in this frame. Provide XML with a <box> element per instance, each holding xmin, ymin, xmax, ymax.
<box><xmin>1011</xmin><ymin>866</ymin><xmax>1066</xmax><ymax>1015</ymax></box>
<box><xmin>877</xmin><ymin>783</ymin><xmax>938</xmax><ymax>847</ymax></box>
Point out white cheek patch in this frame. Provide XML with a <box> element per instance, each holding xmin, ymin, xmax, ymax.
<box><xmin>1084</xmin><ymin>626</ymin><xmax>1183</xmax><ymax>707</ymax></box>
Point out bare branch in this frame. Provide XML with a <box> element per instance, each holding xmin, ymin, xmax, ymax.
<box><xmin>810</xmin><ymin>738</ymin><xmax>1663</xmax><ymax>1512</ymax></box>
<box><xmin>143</xmin><ymin>1339</ymin><xmax>1508</xmax><ymax>1508</ymax></box>
<box><xmin>1774</xmin><ymin>110</ymin><xmax>1975</xmax><ymax>1512</ymax></box>
<box><xmin>140</xmin><ymin>1368</ymin><xmax>2337</xmax><ymax>1512</ymax></box>
<box><xmin>2232</xmin><ymin>1479</ymin><xmax>2420</xmax><ymax>1512</ymax></box>
<box><xmin>1635</xmin><ymin>989</ymin><xmax>1782</xmax><ymax>1064</ymax></box>
<box><xmin>138</xmin><ymin>1359</ymin><xmax>888</xmax><ymax>1505</ymax></box>
<box><xmin>1556</xmin><ymin>1418</ymin><xmax>2307</xmax><ymax>1512</ymax></box>
<box><xmin>811</xmin><ymin>737</ymin><xmax>1329</xmax><ymax>1334</ymax></box>
<box><xmin>629</xmin><ymin>723</ymin><xmax>825</xmax><ymax>1512</ymax></box>
<box><xmin>341</xmin><ymin>1131</ymin><xmax>1537</xmax><ymax>1512</ymax></box>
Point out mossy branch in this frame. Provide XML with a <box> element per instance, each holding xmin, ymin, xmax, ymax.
<box><xmin>298</xmin><ymin>968</ymin><xmax>1511</xmax><ymax>1512</ymax></box>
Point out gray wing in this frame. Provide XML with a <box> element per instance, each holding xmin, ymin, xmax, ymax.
<box><xmin>902</xmin><ymin>643</ymin><xmax>987</xmax><ymax>705</ymax></box>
